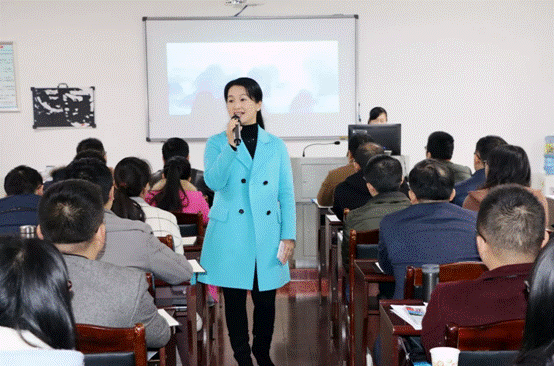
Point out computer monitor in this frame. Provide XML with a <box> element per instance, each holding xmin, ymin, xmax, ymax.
<box><xmin>347</xmin><ymin>123</ymin><xmax>401</xmax><ymax>155</ymax></box>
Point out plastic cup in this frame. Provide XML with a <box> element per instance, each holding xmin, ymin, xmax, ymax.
<box><xmin>430</xmin><ymin>347</ymin><xmax>460</xmax><ymax>366</ymax></box>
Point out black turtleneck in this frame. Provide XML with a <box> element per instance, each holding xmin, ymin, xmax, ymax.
<box><xmin>240</xmin><ymin>123</ymin><xmax>258</xmax><ymax>158</ymax></box>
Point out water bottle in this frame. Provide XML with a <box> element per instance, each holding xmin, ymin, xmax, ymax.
<box><xmin>20</xmin><ymin>225</ymin><xmax>36</xmax><ymax>239</ymax></box>
<box><xmin>422</xmin><ymin>264</ymin><xmax>439</xmax><ymax>302</ymax></box>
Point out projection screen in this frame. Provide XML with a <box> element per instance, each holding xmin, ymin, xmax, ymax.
<box><xmin>144</xmin><ymin>16</ymin><xmax>358</xmax><ymax>141</ymax></box>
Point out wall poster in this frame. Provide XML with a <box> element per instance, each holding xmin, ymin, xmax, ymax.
<box><xmin>31</xmin><ymin>85</ymin><xmax>95</xmax><ymax>128</ymax></box>
<box><xmin>0</xmin><ymin>42</ymin><xmax>19</xmax><ymax>112</ymax></box>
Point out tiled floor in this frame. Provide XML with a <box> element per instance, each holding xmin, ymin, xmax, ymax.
<box><xmin>195</xmin><ymin>269</ymin><xmax>344</xmax><ymax>366</ymax></box>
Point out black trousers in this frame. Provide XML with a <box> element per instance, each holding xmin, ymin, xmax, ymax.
<box><xmin>222</xmin><ymin>270</ymin><xmax>277</xmax><ymax>366</ymax></box>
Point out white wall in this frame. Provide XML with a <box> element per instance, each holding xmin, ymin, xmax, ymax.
<box><xmin>1</xmin><ymin>0</ymin><xmax>552</xmax><ymax>195</ymax></box>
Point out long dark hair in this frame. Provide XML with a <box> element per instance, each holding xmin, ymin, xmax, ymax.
<box><xmin>152</xmin><ymin>156</ymin><xmax>191</xmax><ymax>212</ymax></box>
<box><xmin>112</xmin><ymin>157</ymin><xmax>151</xmax><ymax>221</ymax></box>
<box><xmin>482</xmin><ymin>144</ymin><xmax>531</xmax><ymax>189</ymax></box>
<box><xmin>516</xmin><ymin>240</ymin><xmax>554</xmax><ymax>364</ymax></box>
<box><xmin>224</xmin><ymin>77</ymin><xmax>265</xmax><ymax>129</ymax></box>
<box><xmin>0</xmin><ymin>237</ymin><xmax>76</xmax><ymax>349</ymax></box>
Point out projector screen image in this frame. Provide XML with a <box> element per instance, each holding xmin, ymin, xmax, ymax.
<box><xmin>145</xmin><ymin>16</ymin><xmax>357</xmax><ymax>140</ymax></box>
<box><xmin>167</xmin><ymin>41</ymin><xmax>339</xmax><ymax>116</ymax></box>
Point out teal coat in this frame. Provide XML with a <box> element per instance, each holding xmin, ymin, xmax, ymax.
<box><xmin>197</xmin><ymin>126</ymin><xmax>296</xmax><ymax>291</ymax></box>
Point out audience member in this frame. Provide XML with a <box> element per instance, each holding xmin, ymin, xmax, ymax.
<box><xmin>332</xmin><ymin>142</ymin><xmax>385</xmax><ymax>220</ymax></box>
<box><xmin>76</xmin><ymin>137</ymin><xmax>106</xmax><ymax>158</ymax></box>
<box><xmin>341</xmin><ymin>155</ymin><xmax>410</xmax><ymax>270</ymax></box>
<box><xmin>426</xmin><ymin>131</ymin><xmax>471</xmax><ymax>183</ymax></box>
<box><xmin>462</xmin><ymin>144</ymin><xmax>548</xmax><ymax>219</ymax></box>
<box><xmin>515</xmin><ymin>240</ymin><xmax>554</xmax><ymax>366</ymax></box>
<box><xmin>151</xmin><ymin>137</ymin><xmax>214</xmax><ymax>206</ymax></box>
<box><xmin>452</xmin><ymin>135</ymin><xmax>507</xmax><ymax>206</ymax></box>
<box><xmin>60</xmin><ymin>157</ymin><xmax>193</xmax><ymax>284</ymax></box>
<box><xmin>0</xmin><ymin>236</ymin><xmax>79</xmax><ymax>350</ymax></box>
<box><xmin>0</xmin><ymin>165</ymin><xmax>43</xmax><ymax>235</ymax></box>
<box><xmin>422</xmin><ymin>184</ymin><xmax>547</xmax><ymax>354</ymax></box>
<box><xmin>112</xmin><ymin>157</ymin><xmax>185</xmax><ymax>253</ymax></box>
<box><xmin>37</xmin><ymin>179</ymin><xmax>170</xmax><ymax>348</ymax></box>
<box><xmin>368</xmin><ymin>106</ymin><xmax>387</xmax><ymax>124</ymax></box>
<box><xmin>146</xmin><ymin>156</ymin><xmax>209</xmax><ymax>225</ymax></box>
<box><xmin>73</xmin><ymin>149</ymin><xmax>107</xmax><ymax>164</ymax></box>
<box><xmin>378</xmin><ymin>159</ymin><xmax>480</xmax><ymax>299</ymax></box>
<box><xmin>316</xmin><ymin>134</ymin><xmax>372</xmax><ymax>207</ymax></box>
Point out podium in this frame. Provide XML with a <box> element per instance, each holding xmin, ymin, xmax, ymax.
<box><xmin>290</xmin><ymin>155</ymin><xmax>409</xmax><ymax>268</ymax></box>
<box><xmin>291</xmin><ymin>157</ymin><xmax>348</xmax><ymax>267</ymax></box>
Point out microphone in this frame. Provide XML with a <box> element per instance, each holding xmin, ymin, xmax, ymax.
<box><xmin>302</xmin><ymin>141</ymin><xmax>340</xmax><ymax>157</ymax></box>
<box><xmin>232</xmin><ymin>115</ymin><xmax>241</xmax><ymax>146</ymax></box>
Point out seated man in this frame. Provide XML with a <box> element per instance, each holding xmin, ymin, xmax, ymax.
<box><xmin>151</xmin><ymin>137</ymin><xmax>214</xmax><ymax>206</ymax></box>
<box><xmin>37</xmin><ymin>179</ymin><xmax>170</xmax><ymax>348</ymax></box>
<box><xmin>316</xmin><ymin>134</ymin><xmax>372</xmax><ymax>207</ymax></box>
<box><xmin>0</xmin><ymin>166</ymin><xmax>43</xmax><ymax>235</ymax></box>
<box><xmin>426</xmin><ymin>131</ymin><xmax>471</xmax><ymax>183</ymax></box>
<box><xmin>452</xmin><ymin>135</ymin><xmax>507</xmax><ymax>206</ymax></box>
<box><xmin>332</xmin><ymin>142</ymin><xmax>384</xmax><ymax>221</ymax></box>
<box><xmin>378</xmin><ymin>159</ymin><xmax>480</xmax><ymax>299</ymax></box>
<box><xmin>421</xmin><ymin>184</ymin><xmax>547</xmax><ymax>353</ymax></box>
<box><xmin>341</xmin><ymin>155</ymin><xmax>411</xmax><ymax>270</ymax></box>
<box><xmin>61</xmin><ymin>157</ymin><xmax>193</xmax><ymax>284</ymax></box>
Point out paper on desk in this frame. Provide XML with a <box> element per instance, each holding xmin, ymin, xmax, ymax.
<box><xmin>326</xmin><ymin>214</ymin><xmax>340</xmax><ymax>222</ymax></box>
<box><xmin>182</xmin><ymin>236</ymin><xmax>197</xmax><ymax>246</ymax></box>
<box><xmin>158</xmin><ymin>308</ymin><xmax>180</xmax><ymax>327</ymax></box>
<box><xmin>373</xmin><ymin>261</ymin><xmax>384</xmax><ymax>273</ymax></box>
<box><xmin>390</xmin><ymin>304</ymin><xmax>427</xmax><ymax>330</ymax></box>
<box><xmin>188</xmin><ymin>259</ymin><xmax>206</xmax><ymax>273</ymax></box>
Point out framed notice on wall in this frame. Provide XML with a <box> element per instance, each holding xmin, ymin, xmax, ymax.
<box><xmin>0</xmin><ymin>42</ymin><xmax>19</xmax><ymax>112</ymax></box>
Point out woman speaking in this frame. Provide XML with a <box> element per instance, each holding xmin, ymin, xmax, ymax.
<box><xmin>198</xmin><ymin>77</ymin><xmax>296</xmax><ymax>366</ymax></box>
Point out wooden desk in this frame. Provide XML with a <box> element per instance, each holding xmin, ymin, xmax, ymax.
<box><xmin>325</xmin><ymin>213</ymin><xmax>343</xmax><ymax>338</ymax></box>
<box><xmin>154</xmin><ymin>309</ymin><xmax>177</xmax><ymax>366</ymax></box>
<box><xmin>313</xmin><ymin>200</ymin><xmax>332</xmax><ymax>298</ymax></box>
<box><xmin>156</xmin><ymin>282</ymin><xmax>207</xmax><ymax>366</ymax></box>
<box><xmin>351</xmin><ymin>259</ymin><xmax>395</xmax><ymax>366</ymax></box>
<box><xmin>379</xmin><ymin>299</ymin><xmax>423</xmax><ymax>366</ymax></box>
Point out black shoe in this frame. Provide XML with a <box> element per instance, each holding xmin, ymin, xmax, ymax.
<box><xmin>252</xmin><ymin>343</ymin><xmax>274</xmax><ymax>366</ymax></box>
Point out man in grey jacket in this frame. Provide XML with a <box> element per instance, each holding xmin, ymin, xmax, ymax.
<box><xmin>61</xmin><ymin>157</ymin><xmax>193</xmax><ymax>284</ymax></box>
<box><xmin>37</xmin><ymin>179</ymin><xmax>170</xmax><ymax>348</ymax></box>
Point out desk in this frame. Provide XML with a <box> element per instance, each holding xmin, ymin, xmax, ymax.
<box><xmin>325</xmin><ymin>213</ymin><xmax>343</xmax><ymax>338</ymax></box>
<box><xmin>156</xmin><ymin>282</ymin><xmax>209</xmax><ymax>366</ymax></box>
<box><xmin>153</xmin><ymin>309</ymin><xmax>177</xmax><ymax>366</ymax></box>
<box><xmin>351</xmin><ymin>259</ymin><xmax>395</xmax><ymax>366</ymax></box>
<box><xmin>379</xmin><ymin>299</ymin><xmax>423</xmax><ymax>366</ymax></box>
<box><xmin>313</xmin><ymin>199</ymin><xmax>332</xmax><ymax>297</ymax></box>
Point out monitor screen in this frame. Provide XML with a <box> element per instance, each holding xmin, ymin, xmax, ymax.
<box><xmin>347</xmin><ymin>124</ymin><xmax>401</xmax><ymax>155</ymax></box>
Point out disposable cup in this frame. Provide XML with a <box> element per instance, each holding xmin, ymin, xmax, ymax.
<box><xmin>429</xmin><ymin>347</ymin><xmax>460</xmax><ymax>366</ymax></box>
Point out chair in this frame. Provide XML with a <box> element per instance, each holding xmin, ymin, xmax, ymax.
<box><xmin>171</xmin><ymin>211</ymin><xmax>205</xmax><ymax>237</ymax></box>
<box><xmin>76</xmin><ymin>323</ymin><xmax>147</xmax><ymax>366</ymax></box>
<box><xmin>170</xmin><ymin>212</ymin><xmax>205</xmax><ymax>260</ymax></box>
<box><xmin>403</xmin><ymin>262</ymin><xmax>488</xmax><ymax>299</ymax></box>
<box><xmin>347</xmin><ymin>229</ymin><xmax>380</xmax><ymax>366</ymax></box>
<box><xmin>458</xmin><ymin>350</ymin><xmax>518</xmax><ymax>366</ymax></box>
<box><xmin>445</xmin><ymin>319</ymin><xmax>525</xmax><ymax>350</ymax></box>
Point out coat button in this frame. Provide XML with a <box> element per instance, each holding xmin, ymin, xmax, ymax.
<box><xmin>266</xmin><ymin>210</ymin><xmax>271</xmax><ymax>215</ymax></box>
<box><xmin>263</xmin><ymin>180</ymin><xmax>268</xmax><ymax>185</ymax></box>
<box><xmin>239</xmin><ymin>209</ymin><xmax>244</xmax><ymax>214</ymax></box>
<box><xmin>241</xmin><ymin>178</ymin><xmax>246</xmax><ymax>183</ymax></box>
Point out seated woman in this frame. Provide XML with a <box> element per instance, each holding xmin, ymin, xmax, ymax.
<box><xmin>462</xmin><ymin>144</ymin><xmax>548</xmax><ymax>219</ymax></box>
<box><xmin>112</xmin><ymin>157</ymin><xmax>185</xmax><ymax>254</ymax></box>
<box><xmin>0</xmin><ymin>236</ymin><xmax>83</xmax><ymax>365</ymax></box>
<box><xmin>514</xmin><ymin>240</ymin><xmax>554</xmax><ymax>366</ymax></box>
<box><xmin>145</xmin><ymin>156</ymin><xmax>209</xmax><ymax>225</ymax></box>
